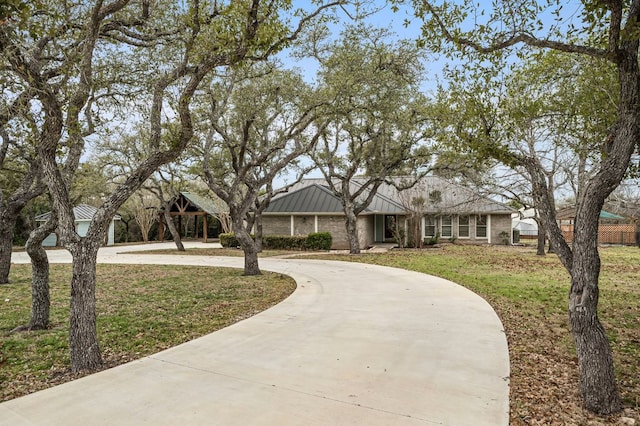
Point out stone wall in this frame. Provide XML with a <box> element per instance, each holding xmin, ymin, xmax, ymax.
<box><xmin>262</xmin><ymin>216</ymin><xmax>290</xmax><ymax>235</ymax></box>
<box><xmin>358</xmin><ymin>216</ymin><xmax>375</xmax><ymax>248</ymax></box>
<box><xmin>490</xmin><ymin>214</ymin><xmax>513</xmax><ymax>244</ymax></box>
<box><xmin>317</xmin><ymin>216</ymin><xmax>349</xmax><ymax>249</ymax></box>
<box><xmin>293</xmin><ymin>215</ymin><xmax>315</xmax><ymax>235</ymax></box>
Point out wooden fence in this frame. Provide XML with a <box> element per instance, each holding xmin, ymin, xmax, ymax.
<box><xmin>561</xmin><ymin>224</ymin><xmax>638</xmax><ymax>245</ymax></box>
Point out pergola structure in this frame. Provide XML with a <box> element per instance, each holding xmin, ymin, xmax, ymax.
<box><xmin>158</xmin><ymin>192</ymin><xmax>220</xmax><ymax>243</ymax></box>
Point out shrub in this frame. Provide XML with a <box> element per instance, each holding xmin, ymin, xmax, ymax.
<box><xmin>219</xmin><ymin>233</ymin><xmax>240</xmax><ymax>248</ymax></box>
<box><xmin>306</xmin><ymin>232</ymin><xmax>332</xmax><ymax>250</ymax></box>
<box><xmin>221</xmin><ymin>232</ymin><xmax>333</xmax><ymax>251</ymax></box>
<box><xmin>424</xmin><ymin>234</ymin><xmax>440</xmax><ymax>246</ymax></box>
<box><xmin>263</xmin><ymin>235</ymin><xmax>307</xmax><ymax>250</ymax></box>
<box><xmin>499</xmin><ymin>231</ymin><xmax>510</xmax><ymax>245</ymax></box>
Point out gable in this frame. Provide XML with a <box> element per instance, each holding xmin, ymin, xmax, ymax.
<box><xmin>266</xmin><ymin>184</ymin><xmax>344</xmax><ymax>213</ymax></box>
<box><xmin>174</xmin><ymin>192</ymin><xmax>221</xmax><ymax>215</ymax></box>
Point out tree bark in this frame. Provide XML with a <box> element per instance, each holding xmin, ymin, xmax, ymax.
<box><xmin>162</xmin><ymin>207</ymin><xmax>184</xmax><ymax>251</ymax></box>
<box><xmin>232</xmin><ymin>214</ymin><xmax>261</xmax><ymax>275</ymax></box>
<box><xmin>570</xmin><ymin>227</ymin><xmax>621</xmax><ymax>413</ymax></box>
<box><xmin>536</xmin><ymin>221</ymin><xmax>546</xmax><ymax>256</ymax></box>
<box><xmin>68</xmin><ymin>241</ymin><xmax>103</xmax><ymax>372</ymax></box>
<box><xmin>547</xmin><ymin>238</ymin><xmax>555</xmax><ymax>254</ymax></box>
<box><xmin>254</xmin><ymin>213</ymin><xmax>264</xmax><ymax>253</ymax></box>
<box><xmin>0</xmin><ymin>214</ymin><xmax>17</xmax><ymax>284</ymax></box>
<box><xmin>344</xmin><ymin>208</ymin><xmax>361</xmax><ymax>254</ymax></box>
<box><xmin>25</xmin><ymin>215</ymin><xmax>58</xmax><ymax>330</ymax></box>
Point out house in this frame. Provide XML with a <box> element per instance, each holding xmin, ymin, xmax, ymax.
<box><xmin>262</xmin><ymin>176</ymin><xmax>516</xmax><ymax>249</ymax></box>
<box><xmin>35</xmin><ymin>204</ymin><xmax>121</xmax><ymax>247</ymax></box>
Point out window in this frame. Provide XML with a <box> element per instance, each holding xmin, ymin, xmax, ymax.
<box><xmin>424</xmin><ymin>215</ymin><xmax>436</xmax><ymax>237</ymax></box>
<box><xmin>458</xmin><ymin>215</ymin><xmax>470</xmax><ymax>238</ymax></box>
<box><xmin>441</xmin><ymin>216</ymin><xmax>453</xmax><ymax>238</ymax></box>
<box><xmin>476</xmin><ymin>215</ymin><xmax>488</xmax><ymax>238</ymax></box>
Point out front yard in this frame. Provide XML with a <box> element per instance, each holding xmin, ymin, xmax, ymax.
<box><xmin>1</xmin><ymin>244</ymin><xmax>638</xmax><ymax>425</ymax></box>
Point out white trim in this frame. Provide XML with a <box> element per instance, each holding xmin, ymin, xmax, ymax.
<box><xmin>290</xmin><ymin>215</ymin><xmax>294</xmax><ymax>236</ymax></box>
<box><xmin>314</xmin><ymin>215</ymin><xmax>318</xmax><ymax>233</ymax></box>
<box><xmin>487</xmin><ymin>215</ymin><xmax>492</xmax><ymax>244</ymax></box>
<box><xmin>374</xmin><ymin>214</ymin><xmax>378</xmax><ymax>242</ymax></box>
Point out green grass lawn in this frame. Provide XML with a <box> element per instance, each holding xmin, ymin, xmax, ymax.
<box><xmin>304</xmin><ymin>244</ymin><xmax>640</xmax><ymax>424</ymax></box>
<box><xmin>0</xmin><ymin>264</ymin><xmax>295</xmax><ymax>402</ymax></box>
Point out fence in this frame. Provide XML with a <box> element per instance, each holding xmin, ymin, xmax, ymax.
<box><xmin>561</xmin><ymin>224</ymin><xmax>638</xmax><ymax>245</ymax></box>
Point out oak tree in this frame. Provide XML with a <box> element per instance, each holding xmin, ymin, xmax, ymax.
<box><xmin>402</xmin><ymin>0</ymin><xmax>638</xmax><ymax>413</ymax></box>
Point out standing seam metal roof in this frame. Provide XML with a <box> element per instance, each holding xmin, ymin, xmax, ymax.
<box><xmin>266</xmin><ymin>176</ymin><xmax>515</xmax><ymax>215</ymax></box>
<box><xmin>35</xmin><ymin>204</ymin><xmax>121</xmax><ymax>221</ymax></box>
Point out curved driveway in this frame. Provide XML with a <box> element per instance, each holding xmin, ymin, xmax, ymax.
<box><xmin>2</xmin><ymin>243</ymin><xmax>509</xmax><ymax>425</ymax></box>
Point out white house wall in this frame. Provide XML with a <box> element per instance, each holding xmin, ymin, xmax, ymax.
<box><xmin>41</xmin><ymin>220</ymin><xmax>117</xmax><ymax>247</ymax></box>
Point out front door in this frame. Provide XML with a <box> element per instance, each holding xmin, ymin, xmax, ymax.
<box><xmin>384</xmin><ymin>215</ymin><xmax>397</xmax><ymax>240</ymax></box>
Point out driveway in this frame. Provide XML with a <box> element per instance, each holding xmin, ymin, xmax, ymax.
<box><xmin>2</xmin><ymin>242</ymin><xmax>509</xmax><ymax>425</ymax></box>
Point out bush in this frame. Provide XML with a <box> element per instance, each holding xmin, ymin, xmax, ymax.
<box><xmin>220</xmin><ymin>232</ymin><xmax>332</xmax><ymax>251</ymax></box>
<box><xmin>424</xmin><ymin>234</ymin><xmax>440</xmax><ymax>246</ymax></box>
<box><xmin>306</xmin><ymin>232</ymin><xmax>332</xmax><ymax>250</ymax></box>
<box><xmin>499</xmin><ymin>231</ymin><xmax>510</xmax><ymax>245</ymax></box>
<box><xmin>263</xmin><ymin>235</ymin><xmax>307</xmax><ymax>250</ymax></box>
<box><xmin>219</xmin><ymin>233</ymin><xmax>240</xmax><ymax>248</ymax></box>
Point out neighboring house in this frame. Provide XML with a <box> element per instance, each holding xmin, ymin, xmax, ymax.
<box><xmin>35</xmin><ymin>204</ymin><xmax>121</xmax><ymax>247</ymax></box>
<box><xmin>262</xmin><ymin>176</ymin><xmax>516</xmax><ymax>249</ymax></box>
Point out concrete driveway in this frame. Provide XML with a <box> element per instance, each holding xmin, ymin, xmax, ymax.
<box><xmin>2</xmin><ymin>242</ymin><xmax>509</xmax><ymax>425</ymax></box>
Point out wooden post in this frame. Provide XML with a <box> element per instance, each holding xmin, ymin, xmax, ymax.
<box><xmin>158</xmin><ymin>212</ymin><xmax>165</xmax><ymax>242</ymax></box>
<box><xmin>204</xmin><ymin>214</ymin><xmax>208</xmax><ymax>243</ymax></box>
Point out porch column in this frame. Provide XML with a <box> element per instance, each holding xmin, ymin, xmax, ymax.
<box><xmin>314</xmin><ymin>215</ymin><xmax>318</xmax><ymax>233</ymax></box>
<box><xmin>290</xmin><ymin>215</ymin><xmax>294</xmax><ymax>236</ymax></box>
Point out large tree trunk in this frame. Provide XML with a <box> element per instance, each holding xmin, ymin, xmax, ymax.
<box><xmin>567</xmin><ymin>201</ymin><xmax>622</xmax><ymax>414</ymax></box>
<box><xmin>570</xmin><ymin>246</ymin><xmax>621</xmax><ymax>413</ymax></box>
<box><xmin>0</xmin><ymin>214</ymin><xmax>17</xmax><ymax>284</ymax></box>
<box><xmin>254</xmin><ymin>213</ymin><xmax>264</xmax><ymax>253</ymax></box>
<box><xmin>68</xmin><ymin>241</ymin><xmax>103</xmax><ymax>372</ymax></box>
<box><xmin>536</xmin><ymin>222</ymin><xmax>546</xmax><ymax>256</ymax></box>
<box><xmin>344</xmin><ymin>208</ymin><xmax>361</xmax><ymax>254</ymax></box>
<box><xmin>232</xmin><ymin>215</ymin><xmax>261</xmax><ymax>275</ymax></box>
<box><xmin>163</xmin><ymin>207</ymin><xmax>184</xmax><ymax>251</ymax></box>
<box><xmin>25</xmin><ymin>216</ymin><xmax>58</xmax><ymax>330</ymax></box>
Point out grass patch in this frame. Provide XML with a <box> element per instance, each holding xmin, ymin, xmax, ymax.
<box><xmin>304</xmin><ymin>244</ymin><xmax>640</xmax><ymax>424</ymax></box>
<box><xmin>0</xmin><ymin>264</ymin><xmax>295</xmax><ymax>402</ymax></box>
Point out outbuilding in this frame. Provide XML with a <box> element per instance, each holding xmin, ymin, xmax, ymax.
<box><xmin>35</xmin><ymin>204</ymin><xmax>121</xmax><ymax>247</ymax></box>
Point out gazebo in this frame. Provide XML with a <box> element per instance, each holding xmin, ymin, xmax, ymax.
<box><xmin>159</xmin><ymin>192</ymin><xmax>221</xmax><ymax>243</ymax></box>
